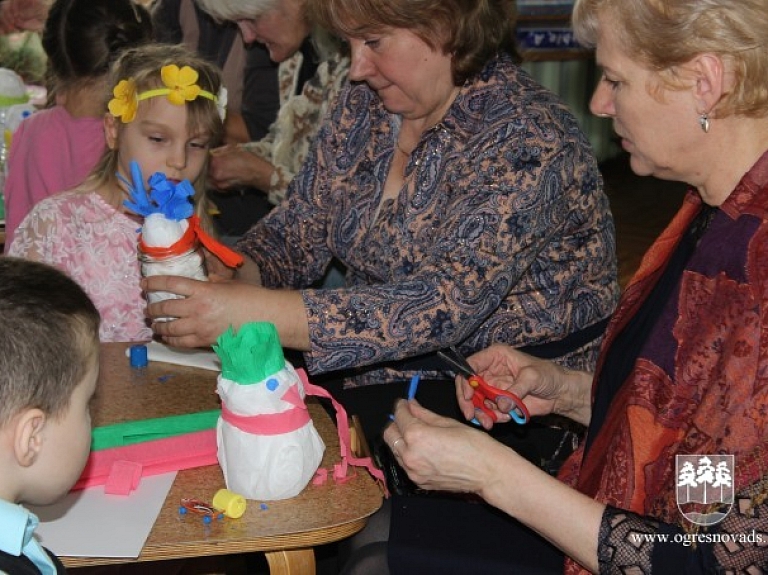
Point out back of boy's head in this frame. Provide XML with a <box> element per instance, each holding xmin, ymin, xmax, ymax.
<box><xmin>42</xmin><ymin>0</ymin><xmax>153</xmax><ymax>93</ymax></box>
<box><xmin>0</xmin><ymin>258</ymin><xmax>100</xmax><ymax>428</ymax></box>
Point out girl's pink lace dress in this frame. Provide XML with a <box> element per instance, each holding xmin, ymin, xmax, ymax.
<box><xmin>9</xmin><ymin>191</ymin><xmax>153</xmax><ymax>342</ymax></box>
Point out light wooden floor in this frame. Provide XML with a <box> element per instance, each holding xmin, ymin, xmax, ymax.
<box><xmin>601</xmin><ymin>153</ymin><xmax>688</xmax><ymax>288</ymax></box>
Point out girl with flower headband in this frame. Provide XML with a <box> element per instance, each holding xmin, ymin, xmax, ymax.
<box><xmin>9</xmin><ymin>43</ymin><xmax>226</xmax><ymax>343</ymax></box>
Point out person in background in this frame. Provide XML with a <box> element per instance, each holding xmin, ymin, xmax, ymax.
<box><xmin>145</xmin><ymin>0</ymin><xmax>619</xmax><ymax>447</ymax></box>
<box><xmin>369</xmin><ymin>0</ymin><xmax>768</xmax><ymax>573</ymax></box>
<box><xmin>194</xmin><ymin>0</ymin><xmax>350</xmax><ymax>246</ymax></box>
<box><xmin>0</xmin><ymin>0</ymin><xmax>48</xmax><ymax>33</ymax></box>
<box><xmin>9</xmin><ymin>43</ymin><xmax>225</xmax><ymax>343</ymax></box>
<box><xmin>152</xmin><ymin>0</ymin><xmax>282</xmax><ymax>247</ymax></box>
<box><xmin>0</xmin><ymin>256</ymin><xmax>100</xmax><ymax>575</ymax></box>
<box><xmin>151</xmin><ymin>0</ymin><xmax>279</xmax><ymax>145</ymax></box>
<box><xmin>2</xmin><ymin>0</ymin><xmax>153</xmax><ymax>251</ymax></box>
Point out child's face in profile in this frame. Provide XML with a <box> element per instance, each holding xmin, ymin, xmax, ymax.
<box><xmin>108</xmin><ymin>96</ymin><xmax>213</xmax><ymax>191</ymax></box>
<box><xmin>22</xmin><ymin>350</ymin><xmax>99</xmax><ymax>506</ymax></box>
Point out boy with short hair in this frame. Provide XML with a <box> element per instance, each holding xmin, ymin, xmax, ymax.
<box><xmin>0</xmin><ymin>256</ymin><xmax>100</xmax><ymax>574</ymax></box>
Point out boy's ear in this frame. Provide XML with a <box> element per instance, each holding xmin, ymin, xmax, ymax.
<box><xmin>13</xmin><ymin>409</ymin><xmax>46</xmax><ymax>467</ymax></box>
<box><xmin>104</xmin><ymin>113</ymin><xmax>119</xmax><ymax>150</ymax></box>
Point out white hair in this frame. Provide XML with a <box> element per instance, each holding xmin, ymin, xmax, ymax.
<box><xmin>194</xmin><ymin>0</ymin><xmax>281</xmax><ymax>22</ymax></box>
<box><xmin>194</xmin><ymin>0</ymin><xmax>341</xmax><ymax>63</ymax></box>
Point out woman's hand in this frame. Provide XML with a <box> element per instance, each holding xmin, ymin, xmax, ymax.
<box><xmin>457</xmin><ymin>344</ymin><xmax>593</xmax><ymax>427</ymax></box>
<box><xmin>208</xmin><ymin>145</ymin><xmax>275</xmax><ymax>192</ymax></box>
<box><xmin>383</xmin><ymin>400</ymin><xmax>513</xmax><ymax>495</ymax></box>
<box><xmin>143</xmin><ymin>275</ymin><xmax>311</xmax><ymax>350</ymax></box>
<box><xmin>143</xmin><ymin>276</ymin><xmax>253</xmax><ymax>347</ymax></box>
<box><xmin>385</xmin><ymin>399</ymin><xmax>604</xmax><ymax>571</ymax></box>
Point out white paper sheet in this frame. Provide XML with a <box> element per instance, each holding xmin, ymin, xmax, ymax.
<box><xmin>29</xmin><ymin>472</ymin><xmax>177</xmax><ymax>558</ymax></box>
<box><xmin>126</xmin><ymin>341</ymin><xmax>220</xmax><ymax>371</ymax></box>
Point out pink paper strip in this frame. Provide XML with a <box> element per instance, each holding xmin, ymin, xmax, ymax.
<box><xmin>104</xmin><ymin>461</ymin><xmax>143</xmax><ymax>495</ymax></box>
<box><xmin>297</xmin><ymin>369</ymin><xmax>387</xmax><ymax>494</ymax></box>
<box><xmin>73</xmin><ymin>429</ymin><xmax>217</xmax><ymax>492</ymax></box>
<box><xmin>220</xmin><ymin>402</ymin><xmax>311</xmax><ymax>435</ymax></box>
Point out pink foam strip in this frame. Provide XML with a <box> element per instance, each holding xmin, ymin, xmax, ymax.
<box><xmin>73</xmin><ymin>429</ymin><xmax>217</xmax><ymax>492</ymax></box>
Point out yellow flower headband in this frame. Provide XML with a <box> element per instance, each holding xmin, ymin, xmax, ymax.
<box><xmin>108</xmin><ymin>64</ymin><xmax>227</xmax><ymax>123</ymax></box>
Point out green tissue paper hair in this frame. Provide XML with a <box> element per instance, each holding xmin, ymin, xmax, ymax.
<box><xmin>213</xmin><ymin>322</ymin><xmax>285</xmax><ymax>384</ymax></box>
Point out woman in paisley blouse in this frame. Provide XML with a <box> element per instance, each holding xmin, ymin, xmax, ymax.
<box><xmin>378</xmin><ymin>0</ymin><xmax>768</xmax><ymax>573</ymax></box>
<box><xmin>145</xmin><ymin>0</ymin><xmax>618</xmax><ymax>424</ymax></box>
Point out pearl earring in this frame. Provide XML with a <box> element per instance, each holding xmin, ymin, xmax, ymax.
<box><xmin>699</xmin><ymin>112</ymin><xmax>710</xmax><ymax>133</ymax></box>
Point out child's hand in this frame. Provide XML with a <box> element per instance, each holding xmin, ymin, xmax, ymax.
<box><xmin>204</xmin><ymin>249</ymin><xmax>238</xmax><ymax>282</ymax></box>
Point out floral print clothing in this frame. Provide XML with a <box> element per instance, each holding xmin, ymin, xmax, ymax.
<box><xmin>9</xmin><ymin>191</ymin><xmax>152</xmax><ymax>343</ymax></box>
<box><xmin>238</xmin><ymin>53</ymin><xmax>619</xmax><ymax>386</ymax></box>
<box><xmin>241</xmin><ymin>49</ymin><xmax>350</xmax><ymax>205</ymax></box>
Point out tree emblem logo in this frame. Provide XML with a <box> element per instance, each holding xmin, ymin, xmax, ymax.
<box><xmin>676</xmin><ymin>454</ymin><xmax>734</xmax><ymax>526</ymax></box>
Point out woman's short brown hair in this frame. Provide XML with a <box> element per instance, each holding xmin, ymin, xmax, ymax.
<box><xmin>307</xmin><ymin>0</ymin><xmax>519</xmax><ymax>86</ymax></box>
<box><xmin>573</xmin><ymin>0</ymin><xmax>768</xmax><ymax>118</ymax></box>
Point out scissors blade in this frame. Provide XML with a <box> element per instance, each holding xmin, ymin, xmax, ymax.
<box><xmin>436</xmin><ymin>349</ymin><xmax>474</xmax><ymax>378</ymax></box>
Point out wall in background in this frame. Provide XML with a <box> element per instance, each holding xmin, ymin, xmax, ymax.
<box><xmin>522</xmin><ymin>58</ymin><xmax>619</xmax><ymax>162</ymax></box>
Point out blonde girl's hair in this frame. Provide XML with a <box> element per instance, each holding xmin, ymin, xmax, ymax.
<box><xmin>573</xmin><ymin>0</ymin><xmax>768</xmax><ymax>118</ymax></box>
<box><xmin>85</xmin><ymin>43</ymin><xmax>224</xmax><ymax>232</ymax></box>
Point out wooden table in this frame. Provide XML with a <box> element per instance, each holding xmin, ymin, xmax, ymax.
<box><xmin>63</xmin><ymin>342</ymin><xmax>383</xmax><ymax>574</ymax></box>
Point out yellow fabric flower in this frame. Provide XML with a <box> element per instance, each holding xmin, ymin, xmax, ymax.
<box><xmin>108</xmin><ymin>79</ymin><xmax>138</xmax><ymax>123</ymax></box>
<box><xmin>160</xmin><ymin>65</ymin><xmax>201</xmax><ymax>105</ymax></box>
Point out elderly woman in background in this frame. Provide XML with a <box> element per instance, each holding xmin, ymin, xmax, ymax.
<box><xmin>194</xmin><ymin>0</ymin><xmax>349</xmax><ymax>243</ymax></box>
<box><xmin>145</xmin><ymin>0</ymin><xmax>618</xmax><ymax>443</ymax></box>
<box><xmin>376</xmin><ymin>0</ymin><xmax>768</xmax><ymax>573</ymax></box>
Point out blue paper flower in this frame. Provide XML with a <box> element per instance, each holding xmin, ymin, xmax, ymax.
<box><xmin>121</xmin><ymin>160</ymin><xmax>195</xmax><ymax>221</ymax></box>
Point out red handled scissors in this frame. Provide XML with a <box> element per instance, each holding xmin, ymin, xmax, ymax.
<box><xmin>437</xmin><ymin>346</ymin><xmax>530</xmax><ymax>425</ymax></box>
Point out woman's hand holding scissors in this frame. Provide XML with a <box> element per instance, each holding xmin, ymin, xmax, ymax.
<box><xmin>456</xmin><ymin>345</ymin><xmax>595</xmax><ymax>428</ymax></box>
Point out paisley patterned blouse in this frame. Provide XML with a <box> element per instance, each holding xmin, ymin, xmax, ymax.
<box><xmin>238</xmin><ymin>53</ymin><xmax>620</xmax><ymax>386</ymax></box>
<box><xmin>9</xmin><ymin>191</ymin><xmax>152</xmax><ymax>343</ymax></box>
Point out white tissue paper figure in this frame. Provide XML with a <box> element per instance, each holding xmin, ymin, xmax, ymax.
<box><xmin>214</xmin><ymin>322</ymin><xmax>325</xmax><ymax>500</ymax></box>
<box><xmin>122</xmin><ymin>160</ymin><xmax>243</xmax><ymax>316</ymax></box>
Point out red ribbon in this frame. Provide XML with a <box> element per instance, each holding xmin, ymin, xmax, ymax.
<box><xmin>139</xmin><ymin>215</ymin><xmax>244</xmax><ymax>268</ymax></box>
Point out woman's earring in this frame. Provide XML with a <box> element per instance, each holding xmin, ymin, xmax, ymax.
<box><xmin>698</xmin><ymin>112</ymin><xmax>710</xmax><ymax>133</ymax></box>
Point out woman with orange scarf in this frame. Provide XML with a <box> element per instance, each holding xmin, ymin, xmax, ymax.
<box><xmin>376</xmin><ymin>0</ymin><xmax>768</xmax><ymax>573</ymax></box>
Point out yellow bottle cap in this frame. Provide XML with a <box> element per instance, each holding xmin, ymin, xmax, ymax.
<box><xmin>212</xmin><ymin>488</ymin><xmax>246</xmax><ymax>519</ymax></box>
